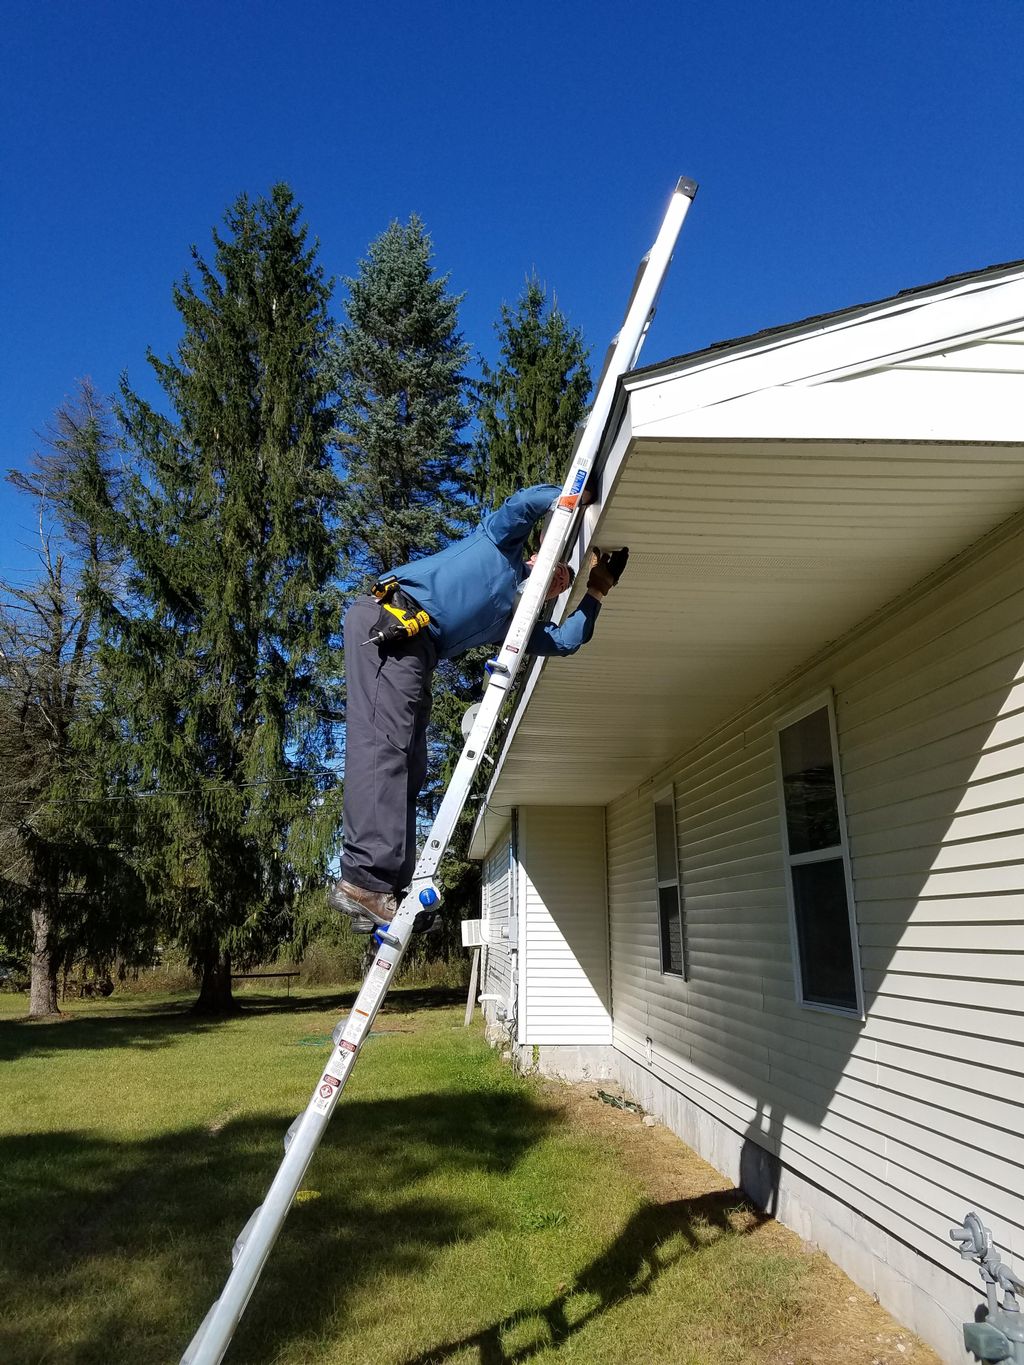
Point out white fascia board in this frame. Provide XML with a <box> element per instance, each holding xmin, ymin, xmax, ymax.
<box><xmin>632</xmin><ymin>372</ymin><xmax>1024</xmax><ymax>445</ymax></box>
<box><xmin>626</xmin><ymin>272</ymin><xmax>1024</xmax><ymax>433</ymax></box>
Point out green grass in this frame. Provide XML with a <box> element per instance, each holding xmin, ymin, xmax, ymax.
<box><xmin>0</xmin><ymin>988</ymin><xmax>808</xmax><ymax>1364</ymax></box>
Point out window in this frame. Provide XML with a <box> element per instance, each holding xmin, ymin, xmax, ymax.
<box><xmin>776</xmin><ymin>696</ymin><xmax>862</xmax><ymax>1015</ymax></box>
<box><xmin>654</xmin><ymin>789</ymin><xmax>686</xmax><ymax>977</ymax></box>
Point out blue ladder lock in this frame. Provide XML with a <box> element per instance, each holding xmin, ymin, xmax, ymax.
<box><xmin>419</xmin><ymin>887</ymin><xmax>439</xmax><ymax>907</ymax></box>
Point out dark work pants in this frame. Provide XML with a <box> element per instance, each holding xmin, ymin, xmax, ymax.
<box><xmin>341</xmin><ymin>595</ymin><xmax>436</xmax><ymax>893</ymax></box>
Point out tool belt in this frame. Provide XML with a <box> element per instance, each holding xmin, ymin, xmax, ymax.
<box><xmin>366</xmin><ymin>577</ymin><xmax>431</xmax><ymax>647</ymax></box>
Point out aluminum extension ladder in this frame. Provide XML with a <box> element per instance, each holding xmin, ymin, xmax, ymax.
<box><xmin>181</xmin><ymin>175</ymin><xmax>697</xmax><ymax>1365</ymax></box>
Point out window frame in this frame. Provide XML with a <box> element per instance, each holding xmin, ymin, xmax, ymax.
<box><xmin>773</xmin><ymin>690</ymin><xmax>864</xmax><ymax>1019</ymax></box>
<box><xmin>652</xmin><ymin>784</ymin><xmax>687</xmax><ymax>980</ymax></box>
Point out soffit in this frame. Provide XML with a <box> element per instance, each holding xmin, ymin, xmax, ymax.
<box><xmin>481</xmin><ymin>435</ymin><xmax>1024</xmax><ymax>818</ymax></box>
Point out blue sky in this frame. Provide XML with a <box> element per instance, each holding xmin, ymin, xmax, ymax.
<box><xmin>2</xmin><ymin>0</ymin><xmax>1022</xmax><ymax>581</ymax></box>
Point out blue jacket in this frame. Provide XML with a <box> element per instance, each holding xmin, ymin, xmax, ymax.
<box><xmin>388</xmin><ymin>485</ymin><xmax>600</xmax><ymax>660</ymax></box>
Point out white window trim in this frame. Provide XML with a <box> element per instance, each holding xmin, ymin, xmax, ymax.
<box><xmin>773</xmin><ymin>689</ymin><xmax>864</xmax><ymax>1020</ymax></box>
<box><xmin>652</xmin><ymin>784</ymin><xmax>687</xmax><ymax>980</ymax></box>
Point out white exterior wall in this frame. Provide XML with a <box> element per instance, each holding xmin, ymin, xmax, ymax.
<box><xmin>607</xmin><ymin>519</ymin><xmax>1024</xmax><ymax>1361</ymax></box>
<box><xmin>518</xmin><ymin>807</ymin><xmax>612</xmax><ymax>1047</ymax></box>
<box><xmin>479</xmin><ymin>821</ymin><xmax>513</xmax><ymax>1027</ymax></box>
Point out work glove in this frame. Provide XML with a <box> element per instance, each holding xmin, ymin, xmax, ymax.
<box><xmin>587</xmin><ymin>547</ymin><xmax>629</xmax><ymax>595</ymax></box>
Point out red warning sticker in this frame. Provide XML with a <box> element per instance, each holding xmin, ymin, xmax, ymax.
<box><xmin>318</xmin><ymin>1072</ymin><xmax>341</xmax><ymax>1100</ymax></box>
<box><xmin>557</xmin><ymin>494</ymin><xmax>580</xmax><ymax>510</ymax></box>
<box><xmin>339</xmin><ymin>1039</ymin><xmax>357</xmax><ymax>1053</ymax></box>
<box><xmin>374</xmin><ymin>958</ymin><xmax>392</xmax><ymax>972</ymax></box>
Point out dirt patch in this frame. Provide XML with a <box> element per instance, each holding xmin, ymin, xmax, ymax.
<box><xmin>535</xmin><ymin>1077</ymin><xmax>943</xmax><ymax>1365</ymax></box>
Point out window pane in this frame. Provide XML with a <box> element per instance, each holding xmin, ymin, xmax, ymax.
<box><xmin>654</xmin><ymin>800</ymin><xmax>677</xmax><ymax>884</ymax></box>
<box><xmin>659</xmin><ymin>885</ymin><xmax>684</xmax><ymax>975</ymax></box>
<box><xmin>779</xmin><ymin>707</ymin><xmax>841</xmax><ymax>854</ymax></box>
<box><xmin>791</xmin><ymin>858</ymin><xmax>857</xmax><ymax>1010</ymax></box>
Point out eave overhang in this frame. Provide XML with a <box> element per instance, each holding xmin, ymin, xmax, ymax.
<box><xmin>469</xmin><ymin>264</ymin><xmax>1024</xmax><ymax>858</ymax></box>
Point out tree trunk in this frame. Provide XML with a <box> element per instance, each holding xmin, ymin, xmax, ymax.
<box><xmin>192</xmin><ymin>945</ymin><xmax>237</xmax><ymax>1016</ymax></box>
<box><xmin>28</xmin><ymin>904</ymin><xmax>60</xmax><ymax>1018</ymax></box>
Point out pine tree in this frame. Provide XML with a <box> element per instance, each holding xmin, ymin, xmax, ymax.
<box><xmin>88</xmin><ymin>185</ymin><xmax>343</xmax><ymax>1014</ymax></box>
<box><xmin>476</xmin><ymin>277</ymin><xmax>591</xmax><ymax>512</ymax></box>
<box><xmin>330</xmin><ymin>216</ymin><xmax>476</xmax><ymax>961</ymax></box>
<box><xmin>0</xmin><ymin>381</ymin><xmax>146</xmax><ymax>1018</ymax></box>
<box><xmin>333</xmin><ymin>215</ymin><xmax>472</xmax><ymax>579</ymax></box>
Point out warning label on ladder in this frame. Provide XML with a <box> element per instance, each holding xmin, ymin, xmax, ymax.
<box><xmin>341</xmin><ymin>1007</ymin><xmax>371</xmax><ymax>1047</ymax></box>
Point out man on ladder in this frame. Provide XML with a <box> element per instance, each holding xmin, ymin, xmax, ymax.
<box><xmin>181</xmin><ymin>177</ymin><xmax>695</xmax><ymax>1365</ymax></box>
<box><xmin>333</xmin><ymin>482</ymin><xmax>628</xmax><ymax>934</ymax></box>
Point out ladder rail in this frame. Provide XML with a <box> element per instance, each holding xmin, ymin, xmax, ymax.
<box><xmin>181</xmin><ymin>175</ymin><xmax>697</xmax><ymax>1365</ymax></box>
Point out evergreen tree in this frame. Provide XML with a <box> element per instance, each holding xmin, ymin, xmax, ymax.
<box><xmin>0</xmin><ymin>381</ymin><xmax>146</xmax><ymax>1018</ymax></box>
<box><xmin>333</xmin><ymin>215</ymin><xmax>472</xmax><ymax>578</ymax></box>
<box><xmin>87</xmin><ymin>185</ymin><xmax>343</xmax><ymax>1014</ymax></box>
<box><xmin>476</xmin><ymin>276</ymin><xmax>591</xmax><ymax>512</ymax></box>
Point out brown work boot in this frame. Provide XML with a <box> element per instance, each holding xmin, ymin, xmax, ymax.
<box><xmin>328</xmin><ymin>880</ymin><xmax>398</xmax><ymax>934</ymax></box>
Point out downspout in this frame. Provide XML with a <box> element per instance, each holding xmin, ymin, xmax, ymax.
<box><xmin>602</xmin><ymin>805</ymin><xmax>613</xmax><ymax>1038</ymax></box>
<box><xmin>508</xmin><ymin>808</ymin><xmax>520</xmax><ymax>1041</ymax></box>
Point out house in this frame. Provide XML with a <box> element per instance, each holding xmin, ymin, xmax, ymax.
<box><xmin>468</xmin><ymin>260</ymin><xmax>1024</xmax><ymax>1363</ymax></box>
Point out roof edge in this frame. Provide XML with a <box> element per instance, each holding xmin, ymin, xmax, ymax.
<box><xmin>628</xmin><ymin>257</ymin><xmax>1024</xmax><ymax>387</ymax></box>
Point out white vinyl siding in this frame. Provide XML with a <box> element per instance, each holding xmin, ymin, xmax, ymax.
<box><xmin>479</xmin><ymin>823</ymin><xmax>512</xmax><ymax>1017</ymax></box>
<box><xmin>519</xmin><ymin>807</ymin><xmax>611</xmax><ymax>1046</ymax></box>
<box><xmin>607</xmin><ymin>519</ymin><xmax>1024</xmax><ymax>1299</ymax></box>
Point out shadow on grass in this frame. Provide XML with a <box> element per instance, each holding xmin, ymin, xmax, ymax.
<box><xmin>0</xmin><ymin>1084</ymin><xmax>556</xmax><ymax>1365</ymax></box>
<box><xmin>0</xmin><ymin>985</ymin><xmax>466</xmax><ymax>1062</ymax></box>
<box><xmin>402</xmin><ymin>1190</ymin><xmax>766</xmax><ymax>1365</ymax></box>
<box><xmin>0</xmin><ymin>996</ymin><xmax>226</xmax><ymax>1061</ymax></box>
<box><xmin>240</xmin><ymin>985</ymin><xmax>468</xmax><ymax>1018</ymax></box>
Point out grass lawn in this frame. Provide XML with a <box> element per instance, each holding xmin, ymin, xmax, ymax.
<box><xmin>0</xmin><ymin>987</ymin><xmax>940</xmax><ymax>1365</ymax></box>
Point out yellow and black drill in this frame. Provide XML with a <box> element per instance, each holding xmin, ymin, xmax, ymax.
<box><xmin>364</xmin><ymin>577</ymin><xmax>431</xmax><ymax>647</ymax></box>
